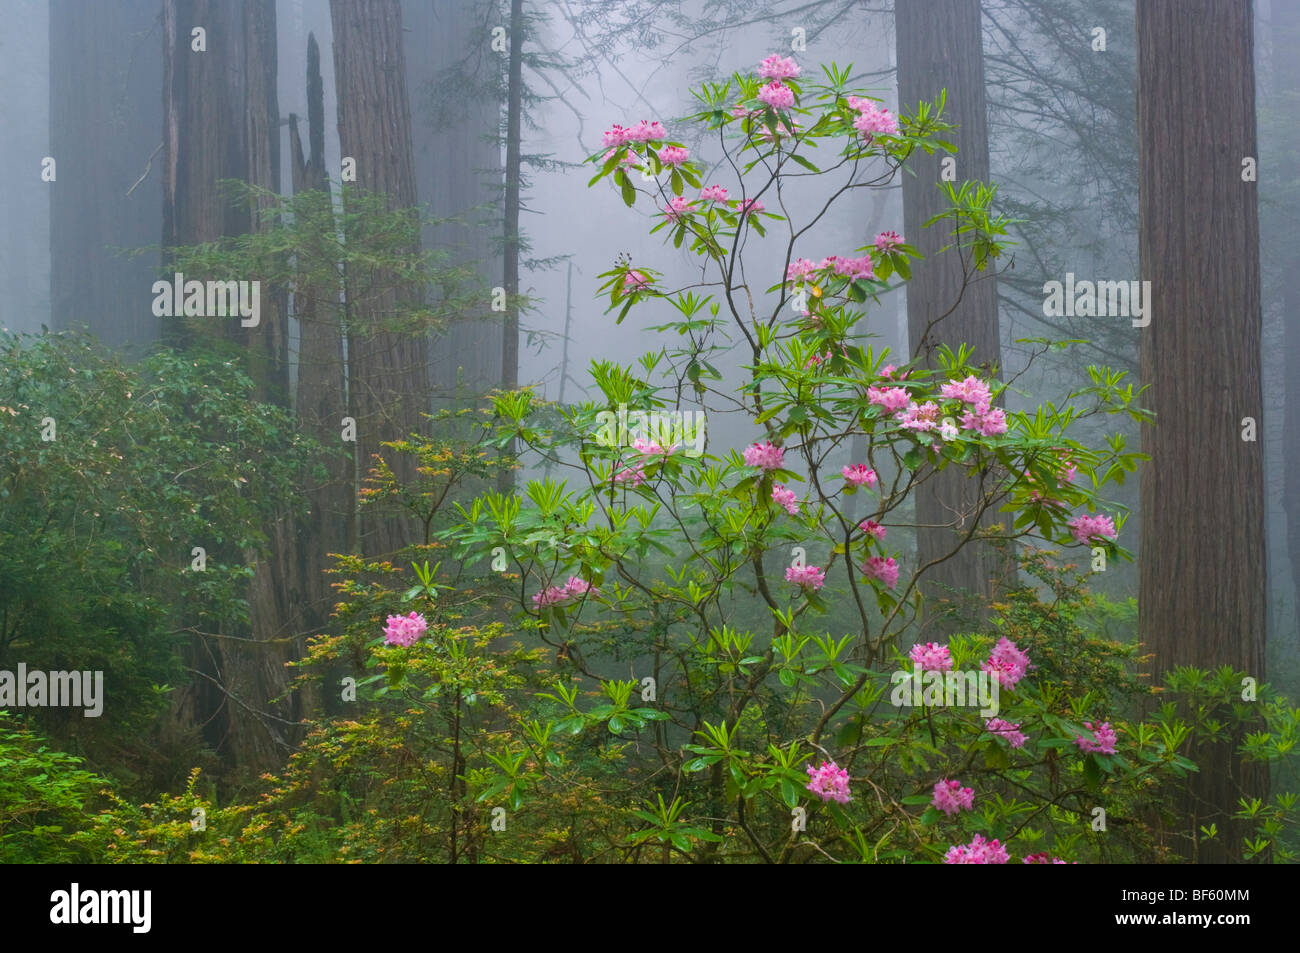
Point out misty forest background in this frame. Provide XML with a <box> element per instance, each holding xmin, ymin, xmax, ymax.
<box><xmin>0</xmin><ymin>0</ymin><xmax>1298</xmax><ymax>863</ymax></box>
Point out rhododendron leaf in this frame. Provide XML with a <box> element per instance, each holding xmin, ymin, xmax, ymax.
<box><xmin>787</xmin><ymin>153</ymin><xmax>820</xmax><ymax>174</ymax></box>
<box><xmin>901</xmin><ymin>793</ymin><xmax>931</xmax><ymax>805</ymax></box>
<box><xmin>894</xmin><ymin>256</ymin><xmax>911</xmax><ymax>281</ymax></box>
<box><xmin>670</xmin><ymin>169</ymin><xmax>683</xmax><ymax>196</ymax></box>
<box><xmin>619</xmin><ymin>173</ymin><xmax>636</xmax><ymax>207</ymax></box>
<box><xmin>672</xmin><ymin>226</ymin><xmax>685</xmax><ymax>249</ymax></box>
<box><xmin>903</xmin><ymin>448</ymin><xmax>922</xmax><ymax>470</ymax></box>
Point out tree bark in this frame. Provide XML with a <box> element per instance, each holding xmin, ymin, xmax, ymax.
<box><xmin>896</xmin><ymin>0</ymin><xmax>1005</xmax><ymax>634</ymax></box>
<box><xmin>162</xmin><ymin>0</ymin><xmax>296</xmax><ymax>774</ymax></box>
<box><xmin>1137</xmin><ymin>0</ymin><xmax>1267</xmax><ymax>863</ymax></box>
<box><xmin>331</xmin><ymin>0</ymin><xmax>431</xmax><ymax>559</ymax></box>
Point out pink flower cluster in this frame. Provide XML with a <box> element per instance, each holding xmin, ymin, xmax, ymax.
<box><xmin>601</xmin><ymin>119</ymin><xmax>667</xmax><ymax>147</ymax></box>
<box><xmin>658</xmin><ymin>145</ymin><xmax>689</xmax><ymax>166</ymax></box>
<box><xmin>863</xmin><ymin>555</ymin><xmax>899</xmax><ymax>589</ymax></box>
<box><xmin>738</xmin><ymin>198</ymin><xmax>765</xmax><ymax>216</ymax></box>
<box><xmin>1075</xmin><ymin>721</ymin><xmax>1118</xmax><ymax>755</ymax></box>
<box><xmin>932</xmin><ymin>779</ymin><xmax>975</xmax><ymax>816</ymax></box>
<box><xmin>700</xmin><ymin>184</ymin><xmax>728</xmax><ymax>203</ymax></box>
<box><xmin>1066</xmin><ymin>513</ymin><xmax>1118</xmax><ymax>544</ymax></box>
<box><xmin>874</xmin><ymin>230</ymin><xmax>904</xmax><ymax>252</ymax></box>
<box><xmin>663</xmin><ymin>195</ymin><xmax>696</xmax><ymax>223</ymax></box>
<box><xmin>985</xmin><ymin>718</ymin><xmax>1027</xmax><ymax>749</ymax></box>
<box><xmin>532</xmin><ymin>576</ymin><xmax>601</xmax><ymax>610</ymax></box>
<box><xmin>1023</xmin><ymin>853</ymin><xmax>1076</xmax><ymax>864</ymax></box>
<box><xmin>944</xmin><ymin>834</ymin><xmax>1009</xmax><ymax>864</ymax></box>
<box><xmin>868</xmin><ymin>386</ymin><xmax>912</xmax><ymax>413</ymax></box>
<box><xmin>940</xmin><ymin>375</ymin><xmax>992</xmax><ymax>406</ymax></box>
<box><xmin>848</xmin><ymin>97</ymin><xmax>899</xmax><ymax>138</ymax></box>
<box><xmin>772</xmin><ymin>484</ymin><xmax>800</xmax><ymax>515</ymax></box>
<box><xmin>383</xmin><ymin>611</ymin><xmax>428</xmax><ymax>647</ymax></box>
<box><xmin>785</xmin><ymin>564</ymin><xmax>826</xmax><ymax>590</ymax></box>
<box><xmin>960</xmin><ymin>403</ymin><xmax>1008</xmax><ymax>437</ymax></box>
<box><xmin>786</xmin><ymin>258</ymin><xmax>819</xmax><ymax>282</ymax></box>
<box><xmin>823</xmin><ymin>254</ymin><xmax>874</xmax><ymax>280</ymax></box>
<box><xmin>981</xmin><ymin>637</ymin><xmax>1031</xmax><ymax>690</ymax></box>
<box><xmin>896</xmin><ymin>400</ymin><xmax>942</xmax><ymax>433</ymax></box>
<box><xmin>613</xmin><ymin>461</ymin><xmax>647</xmax><ymax>487</ymax></box>
<box><xmin>758</xmin><ymin>54</ymin><xmax>801</xmax><ymax>80</ymax></box>
<box><xmin>806</xmin><ymin>760</ymin><xmax>852</xmax><ymax>804</ymax></box>
<box><xmin>842</xmin><ymin>464</ymin><xmax>878</xmax><ymax>488</ymax></box>
<box><xmin>758</xmin><ymin>80</ymin><xmax>796</xmax><ymax>110</ymax></box>
<box><xmin>744</xmin><ymin>441</ymin><xmax>785</xmax><ymax>470</ymax></box>
<box><xmin>860</xmin><ymin>519</ymin><xmax>887</xmax><ymax>541</ymax></box>
<box><xmin>624</xmin><ymin>270</ymin><xmax>650</xmax><ymax>291</ymax></box>
<box><xmin>910</xmin><ymin>642</ymin><xmax>953</xmax><ymax>673</ymax></box>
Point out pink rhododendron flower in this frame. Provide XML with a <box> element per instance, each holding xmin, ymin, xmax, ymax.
<box><xmin>562</xmin><ymin>576</ymin><xmax>600</xmax><ymax>599</ymax></box>
<box><xmin>842</xmin><ymin>464</ymin><xmax>878</xmax><ymax>488</ymax></box>
<box><xmin>896</xmin><ymin>400</ymin><xmax>942</xmax><ymax>432</ymax></box>
<box><xmin>785</xmin><ymin>564</ymin><xmax>825</xmax><ymax>590</ymax></box>
<box><xmin>874</xmin><ymin>230</ymin><xmax>904</xmax><ymax>252</ymax></box>
<box><xmin>631</xmin><ymin>436</ymin><xmax>674</xmax><ymax>456</ymax></box>
<box><xmin>757</xmin><ymin>53</ymin><xmax>801</xmax><ymax>80</ymax></box>
<box><xmin>1075</xmin><ymin>721</ymin><xmax>1118</xmax><ymax>755</ymax></box>
<box><xmin>831</xmin><ymin>254</ymin><xmax>875</xmax><ymax>280</ymax></box>
<box><xmin>743</xmin><ymin>441</ymin><xmax>785</xmax><ymax>470</ymax></box>
<box><xmin>805</xmin><ymin>760</ymin><xmax>852</xmax><ymax>804</ymax></box>
<box><xmin>624</xmin><ymin>270</ymin><xmax>650</xmax><ymax>291</ymax></box>
<box><xmin>982</xmin><ymin>637</ymin><xmax>1031</xmax><ymax>690</ymax></box>
<box><xmin>910</xmin><ymin>642</ymin><xmax>953</xmax><ymax>673</ymax></box>
<box><xmin>625</xmin><ymin>119</ymin><xmax>667</xmax><ymax>142</ymax></box>
<box><xmin>944</xmin><ymin>834</ymin><xmax>1009</xmax><ymax>864</ymax></box>
<box><xmin>863</xmin><ymin>555</ymin><xmax>899</xmax><ymax>589</ymax></box>
<box><xmin>985</xmin><ymin>718</ymin><xmax>1027</xmax><ymax>749</ymax></box>
<box><xmin>772</xmin><ymin>484</ymin><xmax>800</xmax><ymax>515</ymax></box>
<box><xmin>601</xmin><ymin>124</ymin><xmax>630</xmax><ymax>148</ymax></box>
<box><xmin>531</xmin><ymin>585</ymin><xmax>569</xmax><ymax>609</ymax></box>
<box><xmin>613</xmin><ymin>461</ymin><xmax>647</xmax><ymax>487</ymax></box>
<box><xmin>786</xmin><ymin>258</ymin><xmax>819</xmax><ymax>282</ymax></box>
<box><xmin>1061</xmin><ymin>460</ymin><xmax>1078</xmax><ymax>483</ymax></box>
<box><xmin>699</xmin><ymin>184</ymin><xmax>729</xmax><ymax>203</ymax></box>
<box><xmin>730</xmin><ymin>103</ymin><xmax>753</xmax><ymax>118</ymax></box>
<box><xmin>1023</xmin><ymin>853</ymin><xmax>1076</xmax><ymax>864</ymax></box>
<box><xmin>867</xmin><ymin>386</ymin><xmax>912</xmax><ymax>412</ymax></box>
<box><xmin>658</xmin><ymin>145</ymin><xmax>689</xmax><ymax>166</ymax></box>
<box><xmin>940</xmin><ymin>375</ymin><xmax>993</xmax><ymax>406</ymax></box>
<box><xmin>663</xmin><ymin>195</ymin><xmax>696</xmax><ymax>223</ymax></box>
<box><xmin>853</xmin><ymin>102</ymin><xmax>899</xmax><ymax>138</ymax></box>
<box><xmin>738</xmin><ymin>198</ymin><xmax>765</xmax><ymax>216</ymax></box>
<box><xmin>1066</xmin><ymin>513</ymin><xmax>1118</xmax><ymax>544</ymax></box>
<box><xmin>860</xmin><ymin>519</ymin><xmax>887</xmax><ymax>541</ymax></box>
<box><xmin>939</xmin><ymin>420</ymin><xmax>959</xmax><ymax>441</ymax></box>
<box><xmin>383</xmin><ymin>611</ymin><xmax>428</xmax><ymax>647</ymax></box>
<box><xmin>758</xmin><ymin>80</ymin><xmax>795</xmax><ymax>109</ymax></box>
<box><xmin>959</xmin><ymin>401</ymin><xmax>1008</xmax><ymax>437</ymax></box>
<box><xmin>932</xmin><ymin>779</ymin><xmax>975</xmax><ymax>816</ymax></box>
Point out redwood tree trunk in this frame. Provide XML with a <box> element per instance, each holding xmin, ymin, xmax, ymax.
<box><xmin>896</xmin><ymin>0</ymin><xmax>1005</xmax><ymax>633</ymax></box>
<box><xmin>1137</xmin><ymin>0</ymin><xmax>1266</xmax><ymax>862</ymax></box>
<box><xmin>331</xmin><ymin>0</ymin><xmax>431</xmax><ymax>558</ymax></box>
<box><xmin>162</xmin><ymin>0</ymin><xmax>296</xmax><ymax>774</ymax></box>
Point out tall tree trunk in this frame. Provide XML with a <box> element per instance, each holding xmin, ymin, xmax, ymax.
<box><xmin>50</xmin><ymin>0</ymin><xmax>161</xmax><ymax>357</ymax></box>
<box><xmin>162</xmin><ymin>0</ymin><xmax>296</xmax><ymax>774</ymax></box>
<box><xmin>331</xmin><ymin>0</ymin><xmax>430</xmax><ymax>559</ymax></box>
<box><xmin>289</xmin><ymin>33</ymin><xmax>348</xmax><ymax>719</ymax></box>
<box><xmin>1137</xmin><ymin>0</ymin><xmax>1267</xmax><ymax>863</ymax></box>
<box><xmin>896</xmin><ymin>0</ymin><xmax>1004</xmax><ymax>634</ymax></box>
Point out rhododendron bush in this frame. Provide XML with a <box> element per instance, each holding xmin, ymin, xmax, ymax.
<box><xmin>113</xmin><ymin>56</ymin><xmax>1297</xmax><ymax>865</ymax></box>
